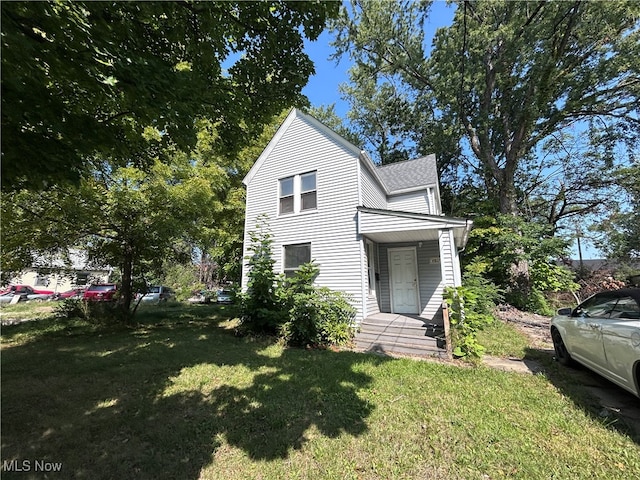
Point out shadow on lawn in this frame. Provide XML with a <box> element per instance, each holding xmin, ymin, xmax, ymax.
<box><xmin>523</xmin><ymin>347</ymin><xmax>640</xmax><ymax>444</ymax></box>
<box><xmin>1</xmin><ymin>316</ymin><xmax>386</xmax><ymax>479</ymax></box>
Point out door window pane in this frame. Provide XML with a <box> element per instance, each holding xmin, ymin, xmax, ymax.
<box><xmin>577</xmin><ymin>294</ymin><xmax>618</xmax><ymax>318</ymax></box>
<box><xmin>610</xmin><ymin>297</ymin><xmax>640</xmax><ymax>319</ymax></box>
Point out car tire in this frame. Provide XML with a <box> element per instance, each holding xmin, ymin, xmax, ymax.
<box><xmin>551</xmin><ymin>328</ymin><xmax>574</xmax><ymax>367</ymax></box>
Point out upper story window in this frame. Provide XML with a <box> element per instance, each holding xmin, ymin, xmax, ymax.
<box><xmin>279</xmin><ymin>176</ymin><xmax>294</xmax><ymax>214</ymax></box>
<box><xmin>279</xmin><ymin>171</ymin><xmax>317</xmax><ymax>215</ymax></box>
<box><xmin>300</xmin><ymin>172</ymin><xmax>317</xmax><ymax>211</ymax></box>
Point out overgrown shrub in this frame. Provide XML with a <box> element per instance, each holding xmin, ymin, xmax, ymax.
<box><xmin>54</xmin><ymin>298</ymin><xmax>126</xmax><ymax>324</ymax></box>
<box><xmin>240</xmin><ymin>218</ymin><xmax>356</xmax><ymax>346</ymax></box>
<box><xmin>444</xmin><ymin>263</ymin><xmax>503</xmax><ymax>358</ymax></box>
<box><xmin>280</xmin><ymin>282</ymin><xmax>356</xmax><ymax>347</ymax></box>
<box><xmin>464</xmin><ymin>215</ymin><xmax>578</xmax><ymax>313</ymax></box>
<box><xmin>239</xmin><ymin>217</ymin><xmax>284</xmax><ymax>334</ymax></box>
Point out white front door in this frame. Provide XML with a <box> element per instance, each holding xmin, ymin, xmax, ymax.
<box><xmin>389</xmin><ymin>247</ymin><xmax>419</xmax><ymax>314</ymax></box>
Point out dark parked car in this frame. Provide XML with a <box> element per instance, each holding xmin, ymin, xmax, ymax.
<box><xmin>550</xmin><ymin>288</ymin><xmax>640</xmax><ymax>398</ymax></box>
<box><xmin>83</xmin><ymin>284</ymin><xmax>117</xmax><ymax>301</ymax></box>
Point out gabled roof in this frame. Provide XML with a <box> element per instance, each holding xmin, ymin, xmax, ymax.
<box><xmin>243</xmin><ymin>108</ymin><xmax>362</xmax><ymax>186</ymax></box>
<box><xmin>376</xmin><ymin>155</ymin><xmax>438</xmax><ymax>193</ymax></box>
<box><xmin>243</xmin><ymin>109</ymin><xmax>440</xmax><ymax>196</ymax></box>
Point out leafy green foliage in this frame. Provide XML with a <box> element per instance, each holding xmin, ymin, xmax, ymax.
<box><xmin>591</xmin><ymin>164</ymin><xmax>640</xmax><ymax>260</ymax></box>
<box><xmin>465</xmin><ymin>215</ymin><xmax>578</xmax><ymax>313</ymax></box>
<box><xmin>240</xmin><ymin>217</ymin><xmax>284</xmax><ymax>334</ymax></box>
<box><xmin>444</xmin><ymin>267</ymin><xmax>502</xmax><ymax>358</ymax></box>
<box><xmin>2</xmin><ymin>1</ymin><xmax>339</xmax><ymax>190</ymax></box>
<box><xmin>240</xmin><ymin>221</ymin><xmax>356</xmax><ymax>346</ymax></box>
<box><xmin>332</xmin><ymin>0</ymin><xmax>640</xmax><ymax>218</ymax></box>
<box><xmin>1</xmin><ymin>152</ymin><xmax>226</xmax><ymax>319</ymax></box>
<box><xmin>279</xmin><ymin>264</ymin><xmax>356</xmax><ymax>347</ymax></box>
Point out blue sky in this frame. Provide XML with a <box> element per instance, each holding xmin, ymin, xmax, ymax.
<box><xmin>302</xmin><ymin>2</ymin><xmax>455</xmax><ymax>117</ymax></box>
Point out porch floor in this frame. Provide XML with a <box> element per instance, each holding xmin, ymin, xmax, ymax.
<box><xmin>354</xmin><ymin>312</ymin><xmax>448</xmax><ymax>358</ymax></box>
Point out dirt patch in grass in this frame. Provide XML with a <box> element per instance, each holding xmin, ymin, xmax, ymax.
<box><xmin>494</xmin><ymin>304</ymin><xmax>553</xmax><ymax>349</ymax></box>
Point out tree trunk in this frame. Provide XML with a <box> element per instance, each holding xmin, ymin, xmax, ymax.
<box><xmin>120</xmin><ymin>247</ymin><xmax>134</xmax><ymax>321</ymax></box>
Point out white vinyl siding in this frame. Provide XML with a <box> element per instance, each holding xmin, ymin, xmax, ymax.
<box><xmin>360</xmin><ymin>164</ymin><xmax>386</xmax><ymax>209</ymax></box>
<box><xmin>439</xmin><ymin>229</ymin><xmax>461</xmax><ymax>287</ymax></box>
<box><xmin>387</xmin><ymin>190</ymin><xmax>432</xmax><ymax>215</ymax></box>
<box><xmin>242</xmin><ymin>112</ymin><xmax>365</xmax><ymax>320</ymax></box>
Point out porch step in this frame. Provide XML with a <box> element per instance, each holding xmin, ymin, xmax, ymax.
<box><xmin>354</xmin><ymin>314</ymin><xmax>446</xmax><ymax>358</ymax></box>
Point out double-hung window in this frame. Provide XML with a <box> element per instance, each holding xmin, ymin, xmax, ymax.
<box><xmin>279</xmin><ymin>176</ymin><xmax>294</xmax><ymax>214</ymax></box>
<box><xmin>279</xmin><ymin>171</ymin><xmax>317</xmax><ymax>215</ymax></box>
<box><xmin>300</xmin><ymin>172</ymin><xmax>317</xmax><ymax>211</ymax></box>
<box><xmin>284</xmin><ymin>243</ymin><xmax>311</xmax><ymax>278</ymax></box>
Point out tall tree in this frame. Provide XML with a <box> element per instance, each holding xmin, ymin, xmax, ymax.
<box><xmin>1</xmin><ymin>1</ymin><xmax>338</xmax><ymax>190</ymax></box>
<box><xmin>590</xmin><ymin>164</ymin><xmax>640</xmax><ymax>260</ymax></box>
<box><xmin>332</xmin><ymin>0</ymin><xmax>640</xmax><ymax>217</ymax></box>
<box><xmin>2</xmin><ymin>151</ymin><xmax>226</xmax><ymax>317</ymax></box>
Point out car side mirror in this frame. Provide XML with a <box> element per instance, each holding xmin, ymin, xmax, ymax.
<box><xmin>557</xmin><ymin>307</ymin><xmax>573</xmax><ymax>316</ymax></box>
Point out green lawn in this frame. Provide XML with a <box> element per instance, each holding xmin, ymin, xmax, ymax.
<box><xmin>2</xmin><ymin>304</ymin><xmax>639</xmax><ymax>479</ymax></box>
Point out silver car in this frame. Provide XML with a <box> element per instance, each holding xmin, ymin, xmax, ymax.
<box><xmin>550</xmin><ymin>288</ymin><xmax>640</xmax><ymax>397</ymax></box>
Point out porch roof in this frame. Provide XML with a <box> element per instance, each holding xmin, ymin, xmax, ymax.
<box><xmin>357</xmin><ymin>207</ymin><xmax>472</xmax><ymax>247</ymax></box>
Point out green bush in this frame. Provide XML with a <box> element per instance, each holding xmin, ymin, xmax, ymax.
<box><xmin>280</xmin><ymin>284</ymin><xmax>356</xmax><ymax>347</ymax></box>
<box><xmin>54</xmin><ymin>298</ymin><xmax>127</xmax><ymax>324</ymax></box>
<box><xmin>239</xmin><ymin>217</ymin><xmax>285</xmax><ymax>334</ymax></box>
<box><xmin>444</xmin><ymin>266</ymin><xmax>503</xmax><ymax>358</ymax></box>
<box><xmin>240</xmin><ymin>220</ymin><xmax>356</xmax><ymax>346</ymax></box>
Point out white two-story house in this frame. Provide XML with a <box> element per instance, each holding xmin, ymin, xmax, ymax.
<box><xmin>242</xmin><ymin>109</ymin><xmax>472</xmax><ymax>327</ymax></box>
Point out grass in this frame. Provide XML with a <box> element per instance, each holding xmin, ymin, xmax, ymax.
<box><xmin>2</xmin><ymin>304</ymin><xmax>639</xmax><ymax>479</ymax></box>
<box><xmin>477</xmin><ymin>318</ymin><xmax>533</xmax><ymax>359</ymax></box>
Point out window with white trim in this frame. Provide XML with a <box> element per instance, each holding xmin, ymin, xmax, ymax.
<box><xmin>35</xmin><ymin>274</ymin><xmax>49</xmax><ymax>287</ymax></box>
<box><xmin>279</xmin><ymin>176</ymin><xmax>294</xmax><ymax>214</ymax></box>
<box><xmin>284</xmin><ymin>243</ymin><xmax>311</xmax><ymax>278</ymax></box>
<box><xmin>278</xmin><ymin>171</ymin><xmax>317</xmax><ymax>215</ymax></box>
<box><xmin>366</xmin><ymin>241</ymin><xmax>376</xmax><ymax>294</ymax></box>
<box><xmin>300</xmin><ymin>172</ymin><xmax>317</xmax><ymax>211</ymax></box>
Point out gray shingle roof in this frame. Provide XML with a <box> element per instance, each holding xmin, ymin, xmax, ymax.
<box><xmin>376</xmin><ymin>154</ymin><xmax>438</xmax><ymax>193</ymax></box>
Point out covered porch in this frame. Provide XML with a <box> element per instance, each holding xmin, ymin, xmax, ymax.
<box><xmin>358</xmin><ymin>207</ymin><xmax>472</xmax><ymax>320</ymax></box>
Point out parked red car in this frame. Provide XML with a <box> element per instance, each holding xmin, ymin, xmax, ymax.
<box><xmin>83</xmin><ymin>284</ymin><xmax>117</xmax><ymax>301</ymax></box>
<box><xmin>54</xmin><ymin>287</ymin><xmax>87</xmax><ymax>300</ymax></box>
<box><xmin>0</xmin><ymin>284</ymin><xmax>54</xmax><ymax>295</ymax></box>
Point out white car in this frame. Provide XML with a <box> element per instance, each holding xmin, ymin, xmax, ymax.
<box><xmin>550</xmin><ymin>288</ymin><xmax>640</xmax><ymax>398</ymax></box>
<box><xmin>140</xmin><ymin>286</ymin><xmax>175</xmax><ymax>304</ymax></box>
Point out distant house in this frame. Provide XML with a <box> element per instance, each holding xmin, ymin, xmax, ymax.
<box><xmin>9</xmin><ymin>249</ymin><xmax>111</xmax><ymax>293</ymax></box>
<box><xmin>241</xmin><ymin>109</ymin><xmax>472</xmax><ymax>328</ymax></box>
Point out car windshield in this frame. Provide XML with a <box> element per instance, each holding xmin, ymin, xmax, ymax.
<box><xmin>147</xmin><ymin>287</ymin><xmax>161</xmax><ymax>293</ymax></box>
